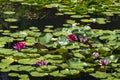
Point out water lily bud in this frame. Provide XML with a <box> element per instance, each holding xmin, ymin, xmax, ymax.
<box><xmin>99</xmin><ymin>59</ymin><xmax>109</xmax><ymax>66</ymax></box>
<box><xmin>14</xmin><ymin>42</ymin><xmax>26</xmax><ymax>51</ymax></box>
<box><xmin>67</xmin><ymin>34</ymin><xmax>77</xmax><ymax>41</ymax></box>
<box><xmin>36</xmin><ymin>60</ymin><xmax>48</xmax><ymax>66</ymax></box>
<box><xmin>80</xmin><ymin>38</ymin><xmax>87</xmax><ymax>43</ymax></box>
<box><xmin>93</xmin><ymin>52</ymin><xmax>99</xmax><ymax>58</ymax></box>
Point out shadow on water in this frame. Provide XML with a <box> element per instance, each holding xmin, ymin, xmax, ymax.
<box><xmin>17</xmin><ymin>8</ymin><xmax>120</xmax><ymax>31</ymax></box>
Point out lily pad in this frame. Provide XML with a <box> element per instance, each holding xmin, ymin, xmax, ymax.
<box><xmin>64</xmin><ymin>12</ymin><xmax>76</xmax><ymax>15</ymax></box>
<box><xmin>9</xmin><ymin>0</ymin><xmax>24</xmax><ymax>2</ymax></box>
<box><xmin>60</xmin><ymin>69</ymin><xmax>80</xmax><ymax>75</ymax></box>
<box><xmin>10</xmin><ymin>26</ymin><xmax>19</xmax><ymax>29</ymax></box>
<box><xmin>3</xmin><ymin>11</ymin><xmax>15</xmax><ymax>15</ymax></box>
<box><xmin>45</xmin><ymin>25</ymin><xmax>54</xmax><ymax>28</ymax></box>
<box><xmin>73</xmin><ymin>53</ymin><xmax>85</xmax><ymax>59</ymax></box>
<box><xmin>71</xmin><ymin>15</ymin><xmax>84</xmax><ymax>18</ymax></box>
<box><xmin>18</xmin><ymin>59</ymin><xmax>38</xmax><ymax>65</ymax></box>
<box><xmin>8</xmin><ymin>73</ymin><xmax>19</xmax><ymax>77</ymax></box>
<box><xmin>30</xmin><ymin>71</ymin><xmax>48</xmax><ymax>77</ymax></box>
<box><xmin>4</xmin><ymin>18</ymin><xmax>18</xmax><ymax>22</ymax></box>
<box><xmin>7</xmin><ymin>65</ymin><xmax>21</xmax><ymax>71</ymax></box>
<box><xmin>49</xmin><ymin>70</ymin><xmax>66</xmax><ymax>77</ymax></box>
<box><xmin>18</xmin><ymin>66</ymin><xmax>34</xmax><ymax>72</ymax></box>
<box><xmin>38</xmin><ymin>33</ymin><xmax>53</xmax><ymax>45</ymax></box>
<box><xmin>44</xmin><ymin>54</ymin><xmax>63</xmax><ymax>59</ymax></box>
<box><xmin>81</xmin><ymin>19</ymin><xmax>93</xmax><ymax>23</ymax></box>
<box><xmin>90</xmin><ymin>71</ymin><xmax>109</xmax><ymax>79</ymax></box>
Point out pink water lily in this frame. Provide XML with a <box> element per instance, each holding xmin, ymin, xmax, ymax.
<box><xmin>36</xmin><ymin>60</ymin><xmax>48</xmax><ymax>66</ymax></box>
<box><xmin>14</xmin><ymin>42</ymin><xmax>26</xmax><ymax>51</ymax></box>
<box><xmin>99</xmin><ymin>59</ymin><xmax>109</xmax><ymax>66</ymax></box>
<box><xmin>80</xmin><ymin>38</ymin><xmax>87</xmax><ymax>43</ymax></box>
<box><xmin>93</xmin><ymin>52</ymin><xmax>99</xmax><ymax>58</ymax></box>
<box><xmin>67</xmin><ymin>34</ymin><xmax>77</xmax><ymax>41</ymax></box>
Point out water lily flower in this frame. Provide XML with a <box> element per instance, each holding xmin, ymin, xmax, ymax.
<box><xmin>67</xmin><ymin>34</ymin><xmax>77</xmax><ymax>41</ymax></box>
<box><xmin>93</xmin><ymin>52</ymin><xmax>99</xmax><ymax>58</ymax></box>
<box><xmin>36</xmin><ymin>60</ymin><xmax>48</xmax><ymax>66</ymax></box>
<box><xmin>80</xmin><ymin>38</ymin><xmax>87</xmax><ymax>43</ymax></box>
<box><xmin>99</xmin><ymin>59</ymin><xmax>109</xmax><ymax>66</ymax></box>
<box><xmin>92</xmin><ymin>18</ymin><xmax>97</xmax><ymax>23</ymax></box>
<box><xmin>14</xmin><ymin>42</ymin><xmax>26</xmax><ymax>51</ymax></box>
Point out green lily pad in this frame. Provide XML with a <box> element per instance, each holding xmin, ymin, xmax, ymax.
<box><xmin>0</xmin><ymin>68</ymin><xmax>11</xmax><ymax>72</ymax></box>
<box><xmin>8</xmin><ymin>73</ymin><xmax>19</xmax><ymax>77</ymax></box>
<box><xmin>73</xmin><ymin>53</ymin><xmax>85</xmax><ymax>59</ymax></box>
<box><xmin>49</xmin><ymin>70</ymin><xmax>66</xmax><ymax>77</ymax></box>
<box><xmin>0</xmin><ymin>63</ymin><xmax>9</xmax><ymax>69</ymax></box>
<box><xmin>44</xmin><ymin>54</ymin><xmax>63</xmax><ymax>59</ymax></box>
<box><xmin>21</xmin><ymin>48</ymin><xmax>37</xmax><ymax>53</ymax></box>
<box><xmin>30</xmin><ymin>71</ymin><xmax>48</xmax><ymax>77</ymax></box>
<box><xmin>64</xmin><ymin>12</ymin><xmax>76</xmax><ymax>15</ymax></box>
<box><xmin>1</xmin><ymin>58</ymin><xmax>14</xmax><ymax>64</ymax></box>
<box><xmin>27</xmin><ymin>54</ymin><xmax>40</xmax><ymax>58</ymax></box>
<box><xmin>19</xmin><ymin>78</ymin><xmax>29</xmax><ymax>80</ymax></box>
<box><xmin>45</xmin><ymin>25</ymin><xmax>54</xmax><ymax>28</ymax></box>
<box><xmin>0</xmin><ymin>44</ymin><xmax>5</xmax><ymax>48</ymax></box>
<box><xmin>9</xmin><ymin>0</ymin><xmax>24</xmax><ymax>2</ymax></box>
<box><xmin>59</xmin><ymin>63</ymin><xmax>69</xmax><ymax>69</ymax></box>
<box><xmin>3</xmin><ymin>11</ymin><xmax>15</xmax><ymax>15</ymax></box>
<box><xmin>38</xmin><ymin>33</ymin><xmax>53</xmax><ymax>45</ymax></box>
<box><xmin>68</xmin><ymin>59</ymin><xmax>88</xmax><ymax>69</ymax></box>
<box><xmin>71</xmin><ymin>15</ymin><xmax>84</xmax><ymax>18</ymax></box>
<box><xmin>10</xmin><ymin>26</ymin><xmax>19</xmax><ymax>29</ymax></box>
<box><xmin>60</xmin><ymin>69</ymin><xmax>80</xmax><ymax>75</ymax></box>
<box><xmin>18</xmin><ymin>66</ymin><xmax>34</xmax><ymax>72</ymax></box>
<box><xmin>2</xmin><ymin>33</ymin><xmax>11</xmax><ymax>36</ymax></box>
<box><xmin>4</xmin><ymin>18</ymin><xmax>18</xmax><ymax>22</ymax></box>
<box><xmin>66</xmin><ymin>20</ymin><xmax>75</xmax><ymax>24</ymax></box>
<box><xmin>18</xmin><ymin>59</ymin><xmax>38</xmax><ymax>65</ymax></box>
<box><xmin>96</xmin><ymin>18</ymin><xmax>106</xmax><ymax>24</ymax></box>
<box><xmin>90</xmin><ymin>71</ymin><xmax>109</xmax><ymax>79</ymax></box>
<box><xmin>85</xmin><ymin>68</ymin><xmax>94</xmax><ymax>73</ymax></box>
<box><xmin>81</xmin><ymin>19</ymin><xmax>93</xmax><ymax>22</ymax></box>
<box><xmin>43</xmin><ymin>29</ymin><xmax>54</xmax><ymax>32</ymax></box>
<box><xmin>106</xmin><ymin>55</ymin><xmax>119</xmax><ymax>63</ymax></box>
<box><xmin>13</xmin><ymin>52</ymin><xmax>26</xmax><ymax>58</ymax></box>
<box><xmin>36</xmin><ymin>68</ymin><xmax>44</xmax><ymax>72</ymax></box>
<box><xmin>7</xmin><ymin>65</ymin><xmax>21</xmax><ymax>71</ymax></box>
<box><xmin>55</xmin><ymin>13</ymin><xmax>64</xmax><ymax>16</ymax></box>
<box><xmin>47</xmin><ymin>59</ymin><xmax>64</xmax><ymax>64</ymax></box>
<box><xmin>29</xmin><ymin>26</ymin><xmax>38</xmax><ymax>30</ymax></box>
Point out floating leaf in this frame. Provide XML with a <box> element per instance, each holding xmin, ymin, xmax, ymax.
<box><xmin>9</xmin><ymin>0</ymin><xmax>24</xmax><ymax>2</ymax></box>
<box><xmin>49</xmin><ymin>70</ymin><xmax>65</xmax><ymax>77</ymax></box>
<box><xmin>81</xmin><ymin>19</ymin><xmax>93</xmax><ymax>22</ymax></box>
<box><xmin>44</xmin><ymin>54</ymin><xmax>63</xmax><ymax>59</ymax></box>
<box><xmin>3</xmin><ymin>11</ymin><xmax>15</xmax><ymax>15</ymax></box>
<box><xmin>8</xmin><ymin>73</ymin><xmax>19</xmax><ymax>77</ymax></box>
<box><xmin>60</xmin><ymin>69</ymin><xmax>80</xmax><ymax>75</ymax></box>
<box><xmin>71</xmin><ymin>15</ymin><xmax>84</xmax><ymax>18</ymax></box>
<box><xmin>18</xmin><ymin>59</ymin><xmax>38</xmax><ymax>65</ymax></box>
<box><xmin>90</xmin><ymin>71</ymin><xmax>109</xmax><ymax>79</ymax></box>
<box><xmin>64</xmin><ymin>12</ymin><xmax>76</xmax><ymax>15</ymax></box>
<box><xmin>38</xmin><ymin>33</ymin><xmax>53</xmax><ymax>45</ymax></box>
<box><xmin>18</xmin><ymin>66</ymin><xmax>34</xmax><ymax>72</ymax></box>
<box><xmin>4</xmin><ymin>18</ymin><xmax>18</xmax><ymax>22</ymax></box>
<box><xmin>106</xmin><ymin>55</ymin><xmax>119</xmax><ymax>63</ymax></box>
<box><xmin>73</xmin><ymin>53</ymin><xmax>85</xmax><ymax>59</ymax></box>
<box><xmin>30</xmin><ymin>71</ymin><xmax>48</xmax><ymax>77</ymax></box>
